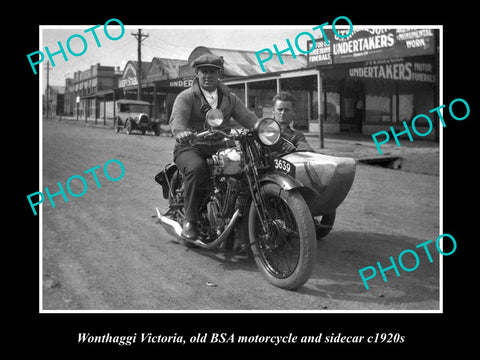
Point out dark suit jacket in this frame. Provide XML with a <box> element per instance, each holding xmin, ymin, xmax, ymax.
<box><xmin>270</xmin><ymin>125</ymin><xmax>314</xmax><ymax>156</ymax></box>
<box><xmin>169</xmin><ymin>78</ymin><xmax>257</xmax><ymax>136</ymax></box>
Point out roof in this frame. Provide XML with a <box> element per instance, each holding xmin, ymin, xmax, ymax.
<box><xmin>116</xmin><ymin>99</ymin><xmax>151</xmax><ymax>105</ymax></box>
<box><xmin>148</xmin><ymin>57</ymin><xmax>188</xmax><ymax>79</ymax></box>
<box><xmin>122</xmin><ymin>60</ymin><xmax>152</xmax><ymax>79</ymax></box>
<box><xmin>185</xmin><ymin>46</ymin><xmax>307</xmax><ymax>77</ymax></box>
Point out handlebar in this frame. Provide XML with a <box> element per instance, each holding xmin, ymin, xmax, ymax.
<box><xmin>176</xmin><ymin>128</ymin><xmax>247</xmax><ymax>145</ymax></box>
<box><xmin>194</xmin><ymin>128</ymin><xmax>244</xmax><ymax>140</ymax></box>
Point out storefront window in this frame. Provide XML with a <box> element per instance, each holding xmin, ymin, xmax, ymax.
<box><xmin>326</xmin><ymin>92</ymin><xmax>340</xmax><ymax>122</ymax></box>
<box><xmin>398</xmin><ymin>93</ymin><xmax>414</xmax><ymax>121</ymax></box>
<box><xmin>365</xmin><ymin>81</ymin><xmax>395</xmax><ymax>123</ymax></box>
<box><xmin>365</xmin><ymin>94</ymin><xmax>391</xmax><ymax>122</ymax></box>
<box><xmin>397</xmin><ymin>82</ymin><xmax>434</xmax><ymax>123</ymax></box>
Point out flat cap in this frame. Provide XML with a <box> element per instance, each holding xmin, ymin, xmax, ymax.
<box><xmin>191</xmin><ymin>54</ymin><xmax>224</xmax><ymax>69</ymax></box>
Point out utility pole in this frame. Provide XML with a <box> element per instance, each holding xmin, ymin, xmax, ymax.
<box><xmin>131</xmin><ymin>29</ymin><xmax>149</xmax><ymax>101</ymax></box>
<box><xmin>44</xmin><ymin>61</ymin><xmax>53</xmax><ymax>118</ymax></box>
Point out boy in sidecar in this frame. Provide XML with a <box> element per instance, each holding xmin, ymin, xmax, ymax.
<box><xmin>270</xmin><ymin>91</ymin><xmax>335</xmax><ymax>240</ymax></box>
<box><xmin>269</xmin><ymin>91</ymin><xmax>314</xmax><ymax>155</ymax></box>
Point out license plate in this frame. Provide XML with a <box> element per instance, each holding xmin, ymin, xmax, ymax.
<box><xmin>273</xmin><ymin>158</ymin><xmax>295</xmax><ymax>177</ymax></box>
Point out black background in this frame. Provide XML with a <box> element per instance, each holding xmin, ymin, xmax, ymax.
<box><xmin>14</xmin><ymin>2</ymin><xmax>476</xmax><ymax>355</ymax></box>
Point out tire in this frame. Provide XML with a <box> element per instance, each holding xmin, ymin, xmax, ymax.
<box><xmin>154</xmin><ymin>124</ymin><xmax>161</xmax><ymax>136</ymax></box>
<box><xmin>125</xmin><ymin>120</ymin><xmax>132</xmax><ymax>134</ymax></box>
<box><xmin>114</xmin><ymin>118</ymin><xmax>120</xmax><ymax>133</ymax></box>
<box><xmin>314</xmin><ymin>210</ymin><xmax>336</xmax><ymax>240</ymax></box>
<box><xmin>248</xmin><ymin>183</ymin><xmax>316</xmax><ymax>290</ymax></box>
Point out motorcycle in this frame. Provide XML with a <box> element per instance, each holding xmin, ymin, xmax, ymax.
<box><xmin>155</xmin><ymin>109</ymin><xmax>356</xmax><ymax>290</ymax></box>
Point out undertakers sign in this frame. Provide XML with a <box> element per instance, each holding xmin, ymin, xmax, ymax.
<box><xmin>307</xmin><ymin>28</ymin><xmax>436</xmax><ymax>66</ymax></box>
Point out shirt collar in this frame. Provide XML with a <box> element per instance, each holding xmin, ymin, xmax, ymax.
<box><xmin>200</xmin><ymin>86</ymin><xmax>218</xmax><ymax>98</ymax></box>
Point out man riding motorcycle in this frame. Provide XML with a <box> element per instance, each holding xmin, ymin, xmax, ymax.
<box><xmin>169</xmin><ymin>54</ymin><xmax>258</xmax><ymax>240</ymax></box>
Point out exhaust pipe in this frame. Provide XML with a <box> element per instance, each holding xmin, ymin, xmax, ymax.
<box><xmin>156</xmin><ymin>208</ymin><xmax>183</xmax><ymax>238</ymax></box>
<box><xmin>156</xmin><ymin>208</ymin><xmax>241</xmax><ymax>250</ymax></box>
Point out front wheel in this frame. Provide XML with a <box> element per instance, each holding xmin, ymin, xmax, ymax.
<box><xmin>248</xmin><ymin>183</ymin><xmax>316</xmax><ymax>290</ymax></box>
<box><xmin>114</xmin><ymin>118</ymin><xmax>120</xmax><ymax>133</ymax></box>
<box><xmin>125</xmin><ymin>120</ymin><xmax>132</xmax><ymax>134</ymax></box>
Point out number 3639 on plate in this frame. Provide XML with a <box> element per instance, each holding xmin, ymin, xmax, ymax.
<box><xmin>273</xmin><ymin>158</ymin><xmax>295</xmax><ymax>177</ymax></box>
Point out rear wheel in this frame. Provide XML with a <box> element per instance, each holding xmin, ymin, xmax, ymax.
<box><xmin>248</xmin><ymin>183</ymin><xmax>316</xmax><ymax>290</ymax></box>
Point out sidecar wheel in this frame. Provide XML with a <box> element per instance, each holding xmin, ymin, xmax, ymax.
<box><xmin>314</xmin><ymin>210</ymin><xmax>336</xmax><ymax>240</ymax></box>
<box><xmin>248</xmin><ymin>183</ymin><xmax>316</xmax><ymax>290</ymax></box>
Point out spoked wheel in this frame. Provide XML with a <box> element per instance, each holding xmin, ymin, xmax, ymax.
<box><xmin>114</xmin><ymin>118</ymin><xmax>120</xmax><ymax>133</ymax></box>
<box><xmin>125</xmin><ymin>120</ymin><xmax>132</xmax><ymax>134</ymax></box>
<box><xmin>248</xmin><ymin>183</ymin><xmax>316</xmax><ymax>290</ymax></box>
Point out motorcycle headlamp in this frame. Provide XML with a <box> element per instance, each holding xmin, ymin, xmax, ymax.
<box><xmin>205</xmin><ymin>108</ymin><xmax>224</xmax><ymax>128</ymax></box>
<box><xmin>254</xmin><ymin>118</ymin><xmax>281</xmax><ymax>146</ymax></box>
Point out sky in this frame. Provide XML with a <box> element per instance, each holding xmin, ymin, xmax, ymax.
<box><xmin>38</xmin><ymin>25</ymin><xmax>315</xmax><ymax>88</ymax></box>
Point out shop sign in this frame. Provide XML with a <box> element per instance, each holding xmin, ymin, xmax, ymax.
<box><xmin>168</xmin><ymin>78</ymin><xmax>194</xmax><ymax>88</ymax></box>
<box><xmin>308</xmin><ymin>28</ymin><xmax>436</xmax><ymax>66</ymax></box>
<box><xmin>348</xmin><ymin>58</ymin><xmax>436</xmax><ymax>83</ymax></box>
<box><xmin>119</xmin><ymin>63</ymin><xmax>138</xmax><ymax>88</ymax></box>
<box><xmin>119</xmin><ymin>77</ymin><xmax>138</xmax><ymax>88</ymax></box>
<box><xmin>308</xmin><ymin>40</ymin><xmax>332</xmax><ymax>65</ymax></box>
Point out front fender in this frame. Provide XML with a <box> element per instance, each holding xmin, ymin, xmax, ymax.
<box><xmin>259</xmin><ymin>173</ymin><xmax>306</xmax><ymax>192</ymax></box>
<box><xmin>259</xmin><ymin>173</ymin><xmax>320</xmax><ymax>217</ymax></box>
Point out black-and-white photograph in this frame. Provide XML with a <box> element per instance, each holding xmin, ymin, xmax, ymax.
<box><xmin>34</xmin><ymin>23</ymin><xmax>446</xmax><ymax>312</ymax></box>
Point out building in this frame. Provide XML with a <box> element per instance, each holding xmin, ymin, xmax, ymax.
<box><xmin>63</xmin><ymin>78</ymin><xmax>75</xmax><ymax>116</ymax></box>
<box><xmin>181</xmin><ymin>46</ymin><xmax>307</xmax><ymax>125</ymax></box>
<box><xmin>306</xmin><ymin>28</ymin><xmax>439</xmax><ymax>138</ymax></box>
<box><xmin>116</xmin><ymin>47</ymin><xmax>304</xmax><ymax>126</ymax></box>
<box><xmin>118</xmin><ymin>58</ymin><xmax>188</xmax><ymax>122</ymax></box>
<box><xmin>73</xmin><ymin>63</ymin><xmax>122</xmax><ymax>121</ymax></box>
<box><xmin>104</xmin><ymin>28</ymin><xmax>440</xmax><ymax>140</ymax></box>
<box><xmin>44</xmin><ymin>85</ymin><xmax>65</xmax><ymax>117</ymax></box>
<box><xmin>167</xmin><ymin>29</ymin><xmax>439</xmax><ymax>140</ymax></box>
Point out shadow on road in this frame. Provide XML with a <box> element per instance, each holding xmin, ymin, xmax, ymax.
<box><xmin>302</xmin><ymin>230</ymin><xmax>440</xmax><ymax>308</ymax></box>
<box><xmin>158</xmin><ymin>226</ymin><xmax>439</xmax><ymax>309</ymax></box>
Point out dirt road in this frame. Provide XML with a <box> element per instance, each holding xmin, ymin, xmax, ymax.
<box><xmin>40</xmin><ymin>118</ymin><xmax>440</xmax><ymax>311</ymax></box>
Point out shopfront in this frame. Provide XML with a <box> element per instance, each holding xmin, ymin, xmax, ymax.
<box><xmin>308</xmin><ymin>28</ymin><xmax>439</xmax><ymax>138</ymax></box>
<box><xmin>224</xmin><ymin>69</ymin><xmax>317</xmax><ymax>130</ymax></box>
<box><xmin>118</xmin><ymin>59</ymin><xmax>191</xmax><ymax>123</ymax></box>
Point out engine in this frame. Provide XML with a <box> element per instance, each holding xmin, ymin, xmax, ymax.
<box><xmin>215</xmin><ymin>147</ymin><xmax>243</xmax><ymax>175</ymax></box>
<box><xmin>204</xmin><ymin>176</ymin><xmax>241</xmax><ymax>239</ymax></box>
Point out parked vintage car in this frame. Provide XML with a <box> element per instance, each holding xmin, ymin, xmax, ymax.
<box><xmin>114</xmin><ymin>99</ymin><xmax>160</xmax><ymax>135</ymax></box>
